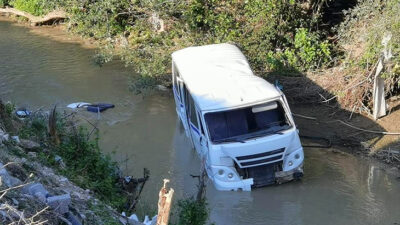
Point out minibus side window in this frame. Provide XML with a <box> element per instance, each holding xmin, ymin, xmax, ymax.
<box><xmin>173</xmin><ymin>64</ymin><xmax>182</xmax><ymax>98</ymax></box>
<box><xmin>188</xmin><ymin>95</ymin><xmax>199</xmax><ymax>128</ymax></box>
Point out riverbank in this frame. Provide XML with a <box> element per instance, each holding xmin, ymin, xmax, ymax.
<box><xmin>2</xmin><ymin>15</ymin><xmax>400</xmax><ymax>224</ymax></box>
<box><xmin>0</xmin><ymin>15</ymin><xmax>95</xmax><ymax>48</ymax></box>
<box><xmin>0</xmin><ymin>102</ymin><xmax>128</xmax><ymax>224</ymax></box>
<box><xmin>1</xmin><ymin>11</ymin><xmax>399</xmax><ymax>175</ymax></box>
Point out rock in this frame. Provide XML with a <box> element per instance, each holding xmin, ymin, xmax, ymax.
<box><xmin>22</xmin><ymin>183</ymin><xmax>49</xmax><ymax>197</ymax></box>
<box><xmin>148</xmin><ymin>13</ymin><xmax>165</xmax><ymax>33</ymax></box>
<box><xmin>19</xmin><ymin>139</ymin><xmax>40</xmax><ymax>151</ymax></box>
<box><xmin>0</xmin><ymin>163</ymin><xmax>22</xmax><ymax>188</ymax></box>
<box><xmin>0</xmin><ymin>163</ymin><xmax>7</xmax><ymax>175</ymax></box>
<box><xmin>34</xmin><ymin>192</ymin><xmax>47</xmax><ymax>203</ymax></box>
<box><xmin>28</xmin><ymin>152</ymin><xmax>37</xmax><ymax>158</ymax></box>
<box><xmin>119</xmin><ymin>217</ymin><xmax>128</xmax><ymax>225</ymax></box>
<box><xmin>11</xmin><ymin>136</ymin><xmax>20</xmax><ymax>143</ymax></box>
<box><xmin>149</xmin><ymin>216</ymin><xmax>157</xmax><ymax>225</ymax></box>
<box><xmin>58</xmin><ymin>216</ymin><xmax>73</xmax><ymax>225</ymax></box>
<box><xmin>65</xmin><ymin>212</ymin><xmax>82</xmax><ymax>225</ymax></box>
<box><xmin>47</xmin><ymin>194</ymin><xmax>71</xmax><ymax>214</ymax></box>
<box><xmin>156</xmin><ymin>85</ymin><xmax>167</xmax><ymax>91</ymax></box>
<box><xmin>128</xmin><ymin>214</ymin><xmax>146</xmax><ymax>225</ymax></box>
<box><xmin>128</xmin><ymin>220</ymin><xmax>144</xmax><ymax>225</ymax></box>
<box><xmin>360</xmin><ymin>141</ymin><xmax>370</xmax><ymax>150</ymax></box>
<box><xmin>129</xmin><ymin>214</ymin><xmax>139</xmax><ymax>222</ymax></box>
<box><xmin>143</xmin><ymin>216</ymin><xmax>150</xmax><ymax>224</ymax></box>
<box><xmin>0</xmin><ymin>130</ymin><xmax>9</xmax><ymax>144</ymax></box>
<box><xmin>0</xmin><ymin>209</ymin><xmax>11</xmax><ymax>222</ymax></box>
<box><xmin>3</xmin><ymin>174</ymin><xmax>21</xmax><ymax>187</ymax></box>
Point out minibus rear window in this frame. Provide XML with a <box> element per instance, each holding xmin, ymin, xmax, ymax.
<box><xmin>204</xmin><ymin>101</ymin><xmax>291</xmax><ymax>143</ymax></box>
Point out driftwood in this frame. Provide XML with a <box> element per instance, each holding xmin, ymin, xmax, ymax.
<box><xmin>156</xmin><ymin>179</ymin><xmax>174</xmax><ymax>225</ymax></box>
<box><xmin>0</xmin><ymin>7</ymin><xmax>66</xmax><ymax>26</ymax></box>
<box><xmin>48</xmin><ymin>105</ymin><xmax>60</xmax><ymax>146</ymax></box>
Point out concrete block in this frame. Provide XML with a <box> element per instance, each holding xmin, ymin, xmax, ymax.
<box><xmin>34</xmin><ymin>192</ymin><xmax>47</xmax><ymax>203</ymax></box>
<box><xmin>22</xmin><ymin>183</ymin><xmax>49</xmax><ymax>197</ymax></box>
<box><xmin>0</xmin><ymin>164</ymin><xmax>22</xmax><ymax>188</ymax></box>
<box><xmin>47</xmin><ymin>194</ymin><xmax>71</xmax><ymax>214</ymax></box>
<box><xmin>19</xmin><ymin>139</ymin><xmax>40</xmax><ymax>151</ymax></box>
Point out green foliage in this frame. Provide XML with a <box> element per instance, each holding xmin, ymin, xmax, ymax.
<box><xmin>129</xmin><ymin>75</ymin><xmax>159</xmax><ymax>94</ymax></box>
<box><xmin>3</xmin><ymin>102</ymin><xmax>15</xmax><ymax>117</ymax></box>
<box><xmin>88</xmin><ymin>201</ymin><xmax>121</xmax><ymax>225</ymax></box>
<box><xmin>55</xmin><ymin>127</ymin><xmax>126</xmax><ymax>209</ymax></box>
<box><xmin>10</xmin><ymin>0</ymin><xmax>46</xmax><ymax>16</ymax></box>
<box><xmin>266</xmin><ymin>28</ymin><xmax>331</xmax><ymax>71</ymax></box>
<box><xmin>176</xmin><ymin>198</ymin><xmax>209</xmax><ymax>225</ymax></box>
<box><xmin>9</xmin><ymin>0</ymin><xmax>333</xmax><ymax>88</ymax></box>
<box><xmin>339</xmin><ymin>0</ymin><xmax>400</xmax><ymax>87</ymax></box>
<box><xmin>19</xmin><ymin>112</ymin><xmax>127</xmax><ymax>210</ymax></box>
<box><xmin>0</xmin><ymin>0</ymin><xmax>9</xmax><ymax>7</ymax></box>
<box><xmin>182</xmin><ymin>0</ymin><xmax>331</xmax><ymax>72</ymax></box>
<box><xmin>18</xmin><ymin>115</ymin><xmax>47</xmax><ymax>142</ymax></box>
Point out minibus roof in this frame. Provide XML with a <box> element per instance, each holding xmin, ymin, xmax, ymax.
<box><xmin>172</xmin><ymin>43</ymin><xmax>281</xmax><ymax>111</ymax></box>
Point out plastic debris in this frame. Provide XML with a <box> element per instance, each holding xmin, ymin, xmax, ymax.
<box><xmin>15</xmin><ymin>109</ymin><xmax>31</xmax><ymax>118</ymax></box>
<box><xmin>67</xmin><ymin>102</ymin><xmax>91</xmax><ymax>109</ymax></box>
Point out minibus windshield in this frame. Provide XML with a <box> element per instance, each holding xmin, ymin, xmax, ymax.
<box><xmin>204</xmin><ymin>101</ymin><xmax>291</xmax><ymax>143</ymax></box>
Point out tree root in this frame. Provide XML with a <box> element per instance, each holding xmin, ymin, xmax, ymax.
<box><xmin>0</xmin><ymin>7</ymin><xmax>66</xmax><ymax>26</ymax></box>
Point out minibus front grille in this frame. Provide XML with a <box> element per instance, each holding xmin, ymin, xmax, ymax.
<box><xmin>235</xmin><ymin>148</ymin><xmax>284</xmax><ymax>167</ymax></box>
<box><xmin>236</xmin><ymin>148</ymin><xmax>284</xmax><ymax>161</ymax></box>
<box><xmin>235</xmin><ymin>161</ymin><xmax>283</xmax><ymax>188</ymax></box>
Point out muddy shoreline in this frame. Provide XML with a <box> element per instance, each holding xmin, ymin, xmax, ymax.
<box><xmin>0</xmin><ymin>14</ymin><xmax>96</xmax><ymax>48</ymax></box>
<box><xmin>1</xmin><ymin>13</ymin><xmax>399</xmax><ymax>178</ymax></box>
<box><xmin>291</xmin><ymin>103</ymin><xmax>400</xmax><ymax>177</ymax></box>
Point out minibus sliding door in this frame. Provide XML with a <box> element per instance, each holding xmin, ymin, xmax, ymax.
<box><xmin>172</xmin><ymin>64</ymin><xmax>189</xmax><ymax>137</ymax></box>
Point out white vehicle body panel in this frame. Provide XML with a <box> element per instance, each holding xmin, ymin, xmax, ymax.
<box><xmin>172</xmin><ymin>43</ymin><xmax>304</xmax><ymax>191</ymax></box>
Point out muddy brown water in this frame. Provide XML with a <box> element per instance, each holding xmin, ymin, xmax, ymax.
<box><xmin>1</xmin><ymin>21</ymin><xmax>400</xmax><ymax>225</ymax></box>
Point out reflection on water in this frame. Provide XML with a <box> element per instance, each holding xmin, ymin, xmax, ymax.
<box><xmin>1</xmin><ymin>20</ymin><xmax>400</xmax><ymax>225</ymax></box>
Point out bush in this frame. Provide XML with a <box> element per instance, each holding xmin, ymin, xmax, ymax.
<box><xmin>55</xmin><ymin>127</ymin><xmax>127</xmax><ymax>209</ymax></box>
<box><xmin>9</xmin><ymin>0</ymin><xmax>46</xmax><ymax>16</ymax></box>
<box><xmin>8</xmin><ymin>0</ymin><xmax>332</xmax><ymax>90</ymax></box>
<box><xmin>19</xmin><ymin>111</ymin><xmax>127</xmax><ymax>210</ymax></box>
<box><xmin>338</xmin><ymin>0</ymin><xmax>400</xmax><ymax>90</ymax></box>
<box><xmin>177</xmin><ymin>198</ymin><xmax>209</xmax><ymax>225</ymax></box>
<box><xmin>0</xmin><ymin>0</ymin><xmax>9</xmax><ymax>7</ymax></box>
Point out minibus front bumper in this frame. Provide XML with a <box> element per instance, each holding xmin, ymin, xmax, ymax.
<box><xmin>212</xmin><ymin>164</ymin><xmax>303</xmax><ymax>191</ymax></box>
<box><xmin>275</xmin><ymin>164</ymin><xmax>303</xmax><ymax>184</ymax></box>
<box><xmin>213</xmin><ymin>176</ymin><xmax>254</xmax><ymax>191</ymax></box>
<box><xmin>210</xmin><ymin>159</ymin><xmax>303</xmax><ymax>191</ymax></box>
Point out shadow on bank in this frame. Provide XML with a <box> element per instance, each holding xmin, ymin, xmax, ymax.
<box><xmin>265</xmin><ymin>69</ymin><xmax>400</xmax><ymax>163</ymax></box>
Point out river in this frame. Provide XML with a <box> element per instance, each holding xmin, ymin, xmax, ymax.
<box><xmin>1</xmin><ymin>20</ymin><xmax>400</xmax><ymax>225</ymax></box>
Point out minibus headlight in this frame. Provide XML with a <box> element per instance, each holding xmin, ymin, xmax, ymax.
<box><xmin>227</xmin><ymin>173</ymin><xmax>234</xmax><ymax>179</ymax></box>
<box><xmin>295</xmin><ymin>153</ymin><xmax>300</xmax><ymax>159</ymax></box>
<box><xmin>218</xmin><ymin>169</ymin><xmax>224</xmax><ymax>176</ymax></box>
<box><xmin>288</xmin><ymin>161</ymin><xmax>293</xmax><ymax>167</ymax></box>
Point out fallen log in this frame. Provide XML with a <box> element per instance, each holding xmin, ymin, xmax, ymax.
<box><xmin>0</xmin><ymin>7</ymin><xmax>66</xmax><ymax>26</ymax></box>
<box><xmin>156</xmin><ymin>179</ymin><xmax>174</xmax><ymax>225</ymax></box>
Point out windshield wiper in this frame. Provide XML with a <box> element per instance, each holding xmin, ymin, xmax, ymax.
<box><xmin>243</xmin><ymin>129</ymin><xmax>285</xmax><ymax>140</ymax></box>
<box><xmin>213</xmin><ymin>137</ymin><xmax>246</xmax><ymax>144</ymax></box>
